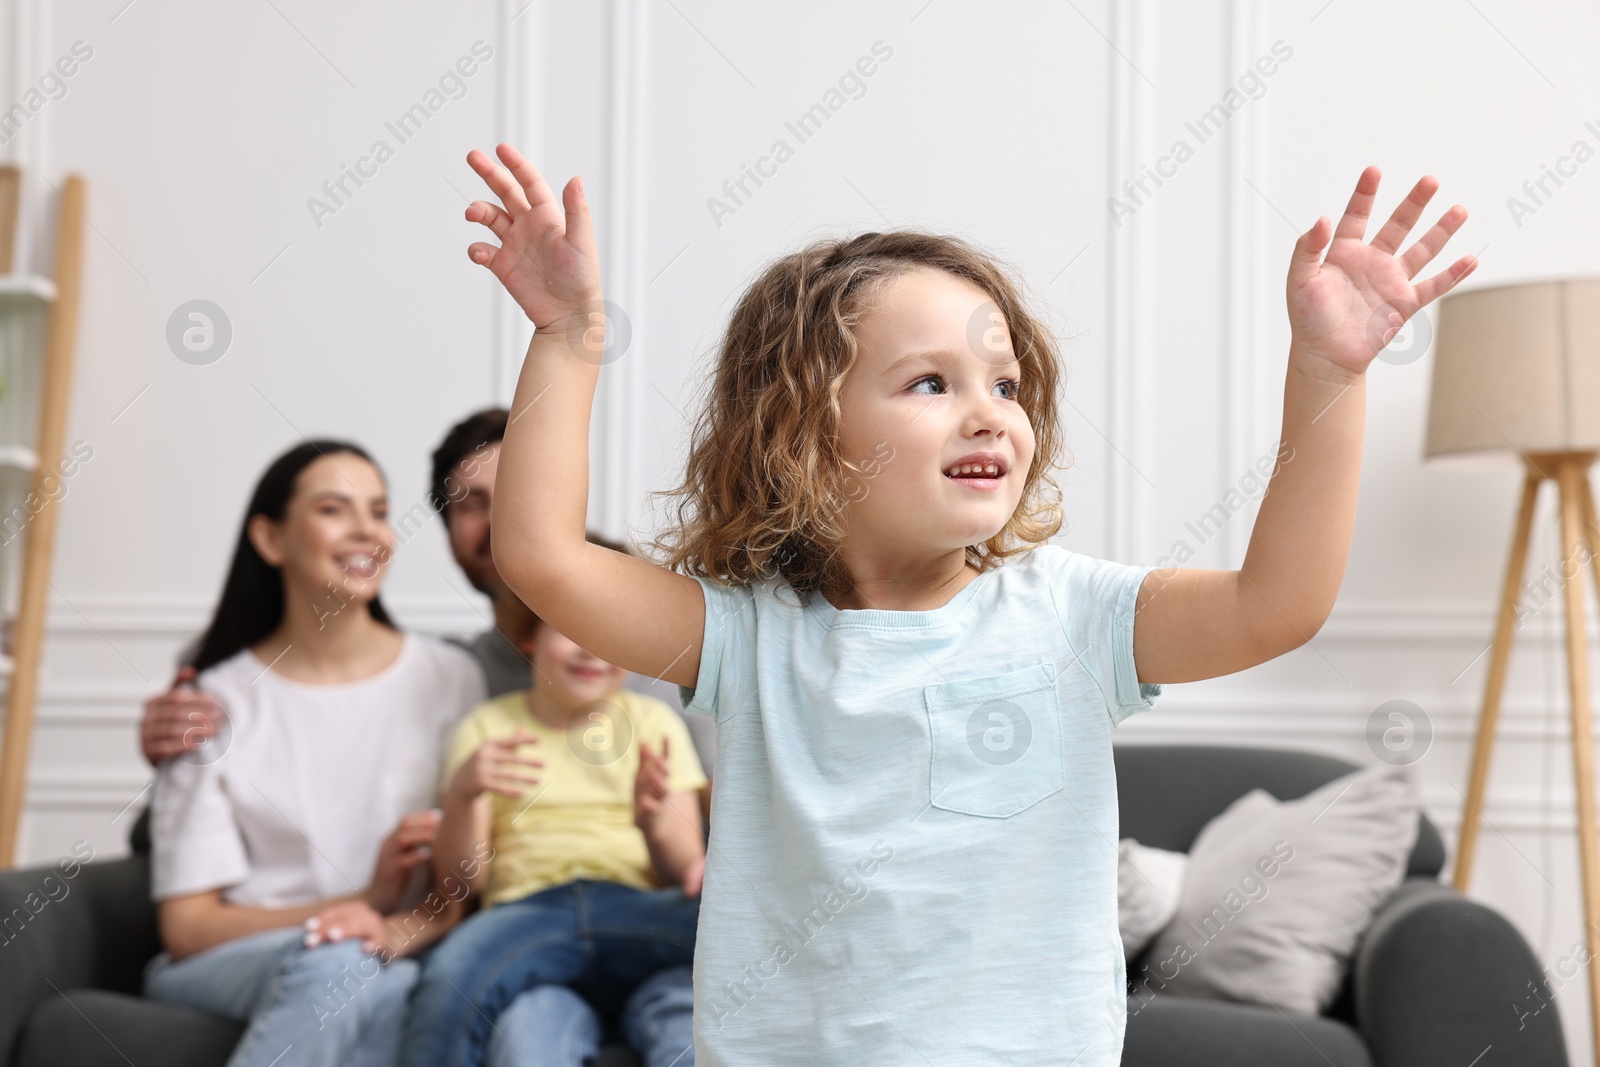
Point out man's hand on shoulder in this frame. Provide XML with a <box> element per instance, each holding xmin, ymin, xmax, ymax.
<box><xmin>139</xmin><ymin>666</ymin><xmax>225</xmax><ymax>765</ymax></box>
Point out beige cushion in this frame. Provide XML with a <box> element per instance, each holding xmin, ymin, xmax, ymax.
<box><xmin>1142</xmin><ymin>763</ymin><xmax>1420</xmax><ymax>1015</ymax></box>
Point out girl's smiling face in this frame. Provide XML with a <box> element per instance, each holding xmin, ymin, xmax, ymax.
<box><xmin>837</xmin><ymin>266</ymin><xmax>1036</xmax><ymax>564</ymax></box>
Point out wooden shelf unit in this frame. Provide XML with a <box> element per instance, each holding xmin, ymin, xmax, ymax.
<box><xmin>0</xmin><ymin>175</ymin><xmax>87</xmax><ymax>867</ymax></box>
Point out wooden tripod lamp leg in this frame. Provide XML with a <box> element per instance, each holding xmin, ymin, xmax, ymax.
<box><xmin>1454</xmin><ymin>464</ymin><xmax>1541</xmax><ymax>891</ymax></box>
<box><xmin>1556</xmin><ymin>456</ymin><xmax>1600</xmax><ymax>1065</ymax></box>
<box><xmin>1578</xmin><ymin>470</ymin><xmax>1600</xmax><ymax>584</ymax></box>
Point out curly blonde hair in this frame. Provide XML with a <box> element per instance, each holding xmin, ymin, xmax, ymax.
<box><xmin>648</xmin><ymin>230</ymin><xmax>1070</xmax><ymax>601</ymax></box>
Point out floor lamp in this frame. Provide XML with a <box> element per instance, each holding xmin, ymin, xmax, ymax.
<box><xmin>1427</xmin><ymin>278</ymin><xmax>1600</xmax><ymax>1064</ymax></box>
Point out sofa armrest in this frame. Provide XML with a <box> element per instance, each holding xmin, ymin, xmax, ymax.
<box><xmin>1352</xmin><ymin>877</ymin><xmax>1569</xmax><ymax>1067</ymax></box>
<box><xmin>0</xmin><ymin>855</ymin><xmax>161</xmax><ymax>1067</ymax></box>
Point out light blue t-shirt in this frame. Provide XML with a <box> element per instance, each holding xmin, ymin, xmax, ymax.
<box><xmin>677</xmin><ymin>544</ymin><xmax>1162</xmax><ymax>1066</ymax></box>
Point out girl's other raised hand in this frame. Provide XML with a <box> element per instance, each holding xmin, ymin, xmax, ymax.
<box><xmin>463</xmin><ymin>143</ymin><xmax>601</xmax><ymax>333</ymax></box>
<box><xmin>1286</xmin><ymin>165</ymin><xmax>1477</xmax><ymax>379</ymax></box>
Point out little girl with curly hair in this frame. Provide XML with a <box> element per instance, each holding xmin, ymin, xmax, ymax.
<box><xmin>449</xmin><ymin>143</ymin><xmax>1473</xmax><ymax>1066</ymax></box>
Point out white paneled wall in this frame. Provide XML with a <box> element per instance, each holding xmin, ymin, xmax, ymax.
<box><xmin>4</xmin><ymin>0</ymin><xmax>1599</xmax><ymax>1060</ymax></box>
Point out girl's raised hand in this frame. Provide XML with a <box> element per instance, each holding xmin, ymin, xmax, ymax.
<box><xmin>1286</xmin><ymin>166</ymin><xmax>1477</xmax><ymax>378</ymax></box>
<box><xmin>464</xmin><ymin>143</ymin><xmax>601</xmax><ymax>332</ymax></box>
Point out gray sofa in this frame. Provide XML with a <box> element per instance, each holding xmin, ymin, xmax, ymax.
<box><xmin>1</xmin><ymin>744</ymin><xmax>1571</xmax><ymax>1066</ymax></box>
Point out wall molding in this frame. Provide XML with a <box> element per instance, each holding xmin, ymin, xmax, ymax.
<box><xmin>19</xmin><ymin>760</ymin><xmax>1584</xmax><ymax>835</ymax></box>
<box><xmin>1221</xmin><ymin>0</ymin><xmax>1268</xmax><ymax>566</ymax></box>
<box><xmin>35</xmin><ymin>594</ymin><xmax>1600</xmax><ymax>644</ymax></box>
<box><xmin>27</xmin><ymin>768</ymin><xmax>149</xmax><ymax>811</ymax></box>
<box><xmin>1123</xmin><ymin>701</ymin><xmax>1576</xmax><ymax>742</ymax></box>
<box><xmin>39</xmin><ymin>595</ymin><xmax>490</xmax><ymax>634</ymax></box>
<box><xmin>0</xmin><ymin>0</ymin><xmax>50</xmax><ymax>273</ymax></box>
<box><xmin>593</xmin><ymin>0</ymin><xmax>648</xmax><ymax>540</ymax></box>
<box><xmin>1104</xmin><ymin>0</ymin><xmax>1148</xmax><ymax>564</ymax></box>
<box><xmin>21</xmin><ymin>680</ymin><xmax>1588</xmax><ymax>736</ymax></box>
<box><xmin>34</xmin><ymin>693</ymin><xmax>1584</xmax><ymax>736</ymax></box>
<box><xmin>493</xmin><ymin>0</ymin><xmax>541</xmax><ymax>402</ymax></box>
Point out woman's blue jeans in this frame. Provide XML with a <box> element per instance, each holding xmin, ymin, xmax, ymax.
<box><xmin>400</xmin><ymin>878</ymin><xmax>700</xmax><ymax>1067</ymax></box>
<box><xmin>145</xmin><ymin>926</ymin><xmax>419</xmax><ymax>1067</ymax></box>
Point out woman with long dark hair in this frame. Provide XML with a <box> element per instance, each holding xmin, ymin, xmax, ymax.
<box><xmin>142</xmin><ymin>440</ymin><xmax>488</xmax><ymax>1067</ymax></box>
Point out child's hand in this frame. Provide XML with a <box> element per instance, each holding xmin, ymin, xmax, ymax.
<box><xmin>1286</xmin><ymin>166</ymin><xmax>1476</xmax><ymax>379</ymax></box>
<box><xmin>633</xmin><ymin>737</ymin><xmax>672</xmax><ymax>830</ymax></box>
<box><xmin>463</xmin><ymin>143</ymin><xmax>602</xmax><ymax>333</ymax></box>
<box><xmin>448</xmin><ymin>729</ymin><xmax>544</xmax><ymax>804</ymax></box>
<box><xmin>362</xmin><ymin>809</ymin><xmax>440</xmax><ymax>913</ymax></box>
<box><xmin>682</xmin><ymin>855</ymin><xmax>705</xmax><ymax>899</ymax></box>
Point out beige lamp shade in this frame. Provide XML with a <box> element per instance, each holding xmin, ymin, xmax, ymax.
<box><xmin>1424</xmin><ymin>278</ymin><xmax>1600</xmax><ymax>460</ymax></box>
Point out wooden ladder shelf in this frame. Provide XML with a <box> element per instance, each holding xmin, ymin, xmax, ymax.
<box><xmin>0</xmin><ymin>172</ymin><xmax>87</xmax><ymax>867</ymax></box>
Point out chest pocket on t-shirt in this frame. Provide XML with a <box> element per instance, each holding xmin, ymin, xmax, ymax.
<box><xmin>924</xmin><ymin>663</ymin><xmax>1065</xmax><ymax>818</ymax></box>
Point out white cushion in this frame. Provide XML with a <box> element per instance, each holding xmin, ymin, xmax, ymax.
<box><xmin>1117</xmin><ymin>838</ymin><xmax>1188</xmax><ymax>962</ymax></box>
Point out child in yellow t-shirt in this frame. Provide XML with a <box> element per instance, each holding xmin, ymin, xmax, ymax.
<box><xmin>400</xmin><ymin>591</ymin><xmax>708</xmax><ymax>1067</ymax></box>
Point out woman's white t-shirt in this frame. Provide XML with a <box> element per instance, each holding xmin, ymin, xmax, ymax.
<box><xmin>150</xmin><ymin>633</ymin><xmax>488</xmax><ymax>908</ymax></box>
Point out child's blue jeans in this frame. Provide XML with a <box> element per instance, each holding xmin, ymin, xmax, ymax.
<box><xmin>487</xmin><ymin>966</ymin><xmax>694</xmax><ymax>1067</ymax></box>
<box><xmin>400</xmin><ymin>878</ymin><xmax>700</xmax><ymax>1067</ymax></box>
